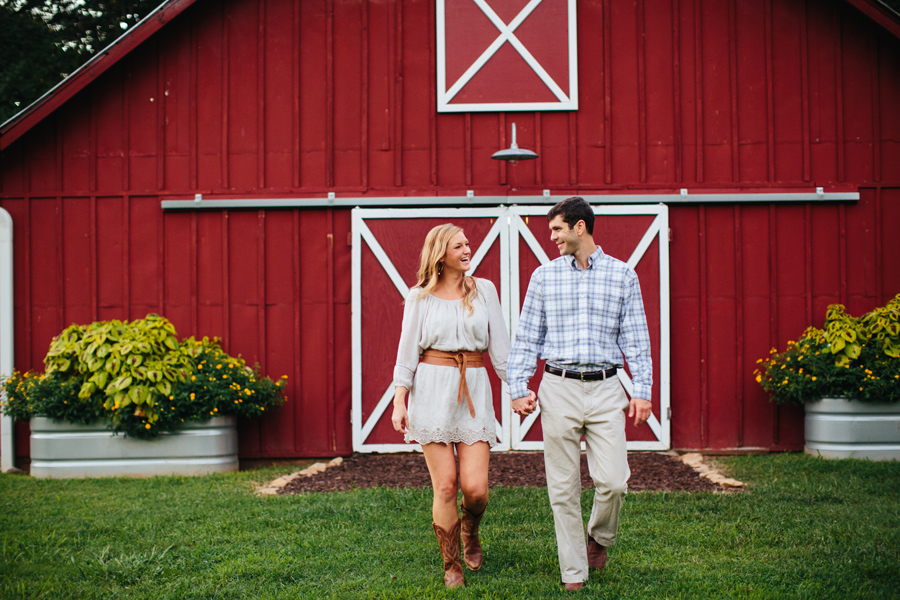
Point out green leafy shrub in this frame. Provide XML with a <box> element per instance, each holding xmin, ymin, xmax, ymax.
<box><xmin>755</xmin><ymin>295</ymin><xmax>900</xmax><ymax>405</ymax></box>
<box><xmin>1</xmin><ymin>315</ymin><xmax>287</xmax><ymax>438</ymax></box>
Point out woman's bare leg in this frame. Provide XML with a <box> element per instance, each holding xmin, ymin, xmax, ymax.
<box><xmin>422</xmin><ymin>442</ymin><xmax>460</xmax><ymax>529</ymax></box>
<box><xmin>457</xmin><ymin>441</ymin><xmax>490</xmax><ymax>512</ymax></box>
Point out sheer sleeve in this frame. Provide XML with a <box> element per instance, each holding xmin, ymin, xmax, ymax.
<box><xmin>479</xmin><ymin>279</ymin><xmax>510</xmax><ymax>384</ymax></box>
<box><xmin>392</xmin><ymin>289</ymin><xmax>423</xmax><ymax>390</ymax></box>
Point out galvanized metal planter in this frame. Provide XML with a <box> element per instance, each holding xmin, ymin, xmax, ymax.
<box><xmin>804</xmin><ymin>398</ymin><xmax>900</xmax><ymax>461</ymax></box>
<box><xmin>29</xmin><ymin>416</ymin><xmax>239</xmax><ymax>478</ymax></box>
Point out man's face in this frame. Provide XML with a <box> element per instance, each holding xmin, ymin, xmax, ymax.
<box><xmin>548</xmin><ymin>215</ymin><xmax>580</xmax><ymax>256</ymax></box>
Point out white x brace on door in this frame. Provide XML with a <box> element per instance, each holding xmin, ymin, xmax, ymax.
<box><xmin>351</xmin><ymin>205</ymin><xmax>669</xmax><ymax>452</ymax></box>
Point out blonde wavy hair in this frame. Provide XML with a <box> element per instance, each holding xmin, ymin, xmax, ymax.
<box><xmin>413</xmin><ymin>223</ymin><xmax>478</xmax><ymax>315</ymax></box>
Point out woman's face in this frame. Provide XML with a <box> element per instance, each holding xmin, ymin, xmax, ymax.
<box><xmin>440</xmin><ymin>231</ymin><xmax>471</xmax><ymax>274</ymax></box>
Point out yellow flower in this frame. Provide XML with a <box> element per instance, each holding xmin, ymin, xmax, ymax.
<box><xmin>191</xmin><ymin>376</ymin><xmax>196</xmax><ymax>381</ymax></box>
<box><xmin>216</xmin><ymin>364</ymin><xmax>222</xmax><ymax>370</ymax></box>
<box><xmin>812</xmin><ymin>376</ymin><xmax>817</xmax><ymax>381</ymax></box>
<box><xmin>244</xmin><ymin>388</ymin><xmax>251</xmax><ymax>395</ymax></box>
<box><xmin>190</xmin><ymin>393</ymin><xmax>196</xmax><ymax>400</ymax></box>
<box><xmin>145</xmin><ymin>424</ymin><xmax>151</xmax><ymax>429</ymax></box>
<box><xmin>755</xmin><ymin>374</ymin><xmax>762</xmax><ymax>383</ymax></box>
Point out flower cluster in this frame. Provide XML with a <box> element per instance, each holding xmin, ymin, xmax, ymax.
<box><xmin>755</xmin><ymin>296</ymin><xmax>900</xmax><ymax>405</ymax></box>
<box><xmin>2</xmin><ymin>371</ymin><xmax>106</xmax><ymax>425</ymax></box>
<box><xmin>2</xmin><ymin>333</ymin><xmax>287</xmax><ymax>438</ymax></box>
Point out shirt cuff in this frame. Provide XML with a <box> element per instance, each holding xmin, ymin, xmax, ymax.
<box><xmin>392</xmin><ymin>366</ymin><xmax>414</xmax><ymax>390</ymax></box>
<box><xmin>509</xmin><ymin>382</ymin><xmax>530</xmax><ymax>401</ymax></box>
<box><xmin>632</xmin><ymin>385</ymin><xmax>652</xmax><ymax>401</ymax></box>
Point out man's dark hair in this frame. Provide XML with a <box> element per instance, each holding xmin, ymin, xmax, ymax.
<box><xmin>547</xmin><ymin>196</ymin><xmax>594</xmax><ymax>235</ymax></box>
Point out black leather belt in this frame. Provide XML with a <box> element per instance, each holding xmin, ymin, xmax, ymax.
<box><xmin>544</xmin><ymin>364</ymin><xmax>617</xmax><ymax>381</ymax></box>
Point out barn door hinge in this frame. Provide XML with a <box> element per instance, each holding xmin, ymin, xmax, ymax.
<box><xmin>667</xmin><ymin>407</ymin><xmax>672</xmax><ymax>420</ymax></box>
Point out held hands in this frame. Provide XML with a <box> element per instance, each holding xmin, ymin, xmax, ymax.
<box><xmin>512</xmin><ymin>390</ymin><xmax>538</xmax><ymax>416</ymax></box>
<box><xmin>628</xmin><ymin>398</ymin><xmax>652</xmax><ymax>427</ymax></box>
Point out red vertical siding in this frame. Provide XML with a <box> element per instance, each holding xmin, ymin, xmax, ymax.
<box><xmin>2</xmin><ymin>0</ymin><xmax>900</xmax><ymax>458</ymax></box>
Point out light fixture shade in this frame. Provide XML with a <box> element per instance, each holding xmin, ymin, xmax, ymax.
<box><xmin>491</xmin><ymin>123</ymin><xmax>539</xmax><ymax>162</ymax></box>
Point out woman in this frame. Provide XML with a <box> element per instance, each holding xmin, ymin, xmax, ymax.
<box><xmin>391</xmin><ymin>223</ymin><xmax>511</xmax><ymax>588</ymax></box>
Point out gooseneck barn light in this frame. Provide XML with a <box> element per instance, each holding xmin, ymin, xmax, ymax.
<box><xmin>491</xmin><ymin>123</ymin><xmax>538</xmax><ymax>163</ymax></box>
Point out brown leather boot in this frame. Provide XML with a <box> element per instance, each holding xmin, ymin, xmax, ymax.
<box><xmin>460</xmin><ymin>504</ymin><xmax>485</xmax><ymax>570</ymax></box>
<box><xmin>433</xmin><ymin>520</ymin><xmax>465</xmax><ymax>588</ymax></box>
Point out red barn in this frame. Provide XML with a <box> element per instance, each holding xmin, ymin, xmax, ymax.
<box><xmin>1</xmin><ymin>0</ymin><xmax>898</xmax><ymax>467</ymax></box>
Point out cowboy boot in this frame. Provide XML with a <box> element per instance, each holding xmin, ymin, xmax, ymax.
<box><xmin>460</xmin><ymin>504</ymin><xmax>485</xmax><ymax>571</ymax></box>
<box><xmin>433</xmin><ymin>520</ymin><xmax>465</xmax><ymax>588</ymax></box>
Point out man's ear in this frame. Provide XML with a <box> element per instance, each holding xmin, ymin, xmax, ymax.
<box><xmin>575</xmin><ymin>219</ymin><xmax>586</xmax><ymax>236</ymax></box>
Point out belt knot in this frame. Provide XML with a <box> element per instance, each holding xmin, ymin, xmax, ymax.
<box><xmin>420</xmin><ymin>349</ymin><xmax>485</xmax><ymax>418</ymax></box>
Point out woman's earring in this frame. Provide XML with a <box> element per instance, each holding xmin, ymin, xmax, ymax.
<box><xmin>437</xmin><ymin>262</ymin><xmax>444</xmax><ymax>276</ymax></box>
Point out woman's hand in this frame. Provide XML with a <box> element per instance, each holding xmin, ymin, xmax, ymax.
<box><xmin>392</xmin><ymin>387</ymin><xmax>410</xmax><ymax>433</ymax></box>
<box><xmin>391</xmin><ymin>403</ymin><xmax>409</xmax><ymax>433</ymax></box>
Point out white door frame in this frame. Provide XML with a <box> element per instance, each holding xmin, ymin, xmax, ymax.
<box><xmin>351</xmin><ymin>204</ymin><xmax>670</xmax><ymax>453</ymax></box>
<box><xmin>351</xmin><ymin>208</ymin><xmax>511</xmax><ymax>452</ymax></box>
<box><xmin>508</xmin><ymin>204</ymin><xmax>670</xmax><ymax>450</ymax></box>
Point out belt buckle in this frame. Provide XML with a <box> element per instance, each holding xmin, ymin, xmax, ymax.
<box><xmin>580</xmin><ymin>371</ymin><xmax>587</xmax><ymax>382</ymax></box>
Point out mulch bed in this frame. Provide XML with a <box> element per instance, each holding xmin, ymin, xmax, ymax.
<box><xmin>278</xmin><ymin>451</ymin><xmax>725</xmax><ymax>494</ymax></box>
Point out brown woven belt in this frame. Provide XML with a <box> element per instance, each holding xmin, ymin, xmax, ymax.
<box><xmin>420</xmin><ymin>349</ymin><xmax>484</xmax><ymax>418</ymax></box>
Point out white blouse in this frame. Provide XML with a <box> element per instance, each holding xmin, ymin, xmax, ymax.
<box><xmin>393</xmin><ymin>278</ymin><xmax>509</xmax><ymax>389</ymax></box>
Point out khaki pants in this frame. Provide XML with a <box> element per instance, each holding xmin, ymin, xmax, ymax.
<box><xmin>538</xmin><ymin>372</ymin><xmax>631</xmax><ymax>584</ymax></box>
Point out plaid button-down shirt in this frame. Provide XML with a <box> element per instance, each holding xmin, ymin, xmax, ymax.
<box><xmin>507</xmin><ymin>247</ymin><xmax>653</xmax><ymax>401</ymax></box>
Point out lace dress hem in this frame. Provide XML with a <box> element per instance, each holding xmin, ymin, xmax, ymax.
<box><xmin>405</xmin><ymin>427</ymin><xmax>497</xmax><ymax>448</ymax></box>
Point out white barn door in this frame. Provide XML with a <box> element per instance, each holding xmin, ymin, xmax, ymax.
<box><xmin>351</xmin><ymin>208</ymin><xmax>511</xmax><ymax>452</ymax></box>
<box><xmin>508</xmin><ymin>205</ymin><xmax>670</xmax><ymax>451</ymax></box>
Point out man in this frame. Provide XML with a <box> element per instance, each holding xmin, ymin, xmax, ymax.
<box><xmin>507</xmin><ymin>196</ymin><xmax>653</xmax><ymax>591</ymax></box>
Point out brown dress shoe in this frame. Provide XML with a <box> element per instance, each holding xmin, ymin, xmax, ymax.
<box><xmin>433</xmin><ymin>520</ymin><xmax>465</xmax><ymax>588</ymax></box>
<box><xmin>587</xmin><ymin>534</ymin><xmax>608</xmax><ymax>569</ymax></box>
<box><xmin>460</xmin><ymin>504</ymin><xmax>485</xmax><ymax>571</ymax></box>
<box><xmin>564</xmin><ymin>581</ymin><xmax>585</xmax><ymax>591</ymax></box>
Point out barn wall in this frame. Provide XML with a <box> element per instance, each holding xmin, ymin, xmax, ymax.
<box><xmin>1</xmin><ymin>0</ymin><xmax>899</xmax><ymax>455</ymax></box>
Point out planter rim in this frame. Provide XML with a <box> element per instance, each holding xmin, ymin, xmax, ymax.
<box><xmin>804</xmin><ymin>398</ymin><xmax>900</xmax><ymax>416</ymax></box>
<box><xmin>30</xmin><ymin>415</ymin><xmax>236</xmax><ymax>433</ymax></box>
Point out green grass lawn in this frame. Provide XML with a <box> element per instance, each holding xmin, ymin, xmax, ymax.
<box><xmin>1</xmin><ymin>453</ymin><xmax>898</xmax><ymax>599</ymax></box>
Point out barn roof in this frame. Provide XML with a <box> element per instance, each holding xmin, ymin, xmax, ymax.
<box><xmin>0</xmin><ymin>0</ymin><xmax>200</xmax><ymax>151</ymax></box>
<box><xmin>1</xmin><ymin>0</ymin><xmax>899</xmax><ymax>152</ymax></box>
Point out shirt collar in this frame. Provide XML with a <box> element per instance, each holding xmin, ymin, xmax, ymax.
<box><xmin>568</xmin><ymin>246</ymin><xmax>605</xmax><ymax>271</ymax></box>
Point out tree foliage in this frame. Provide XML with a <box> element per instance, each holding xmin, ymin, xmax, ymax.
<box><xmin>0</xmin><ymin>0</ymin><xmax>160</xmax><ymax>124</ymax></box>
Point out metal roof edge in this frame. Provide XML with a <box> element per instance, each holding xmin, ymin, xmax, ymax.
<box><xmin>844</xmin><ymin>0</ymin><xmax>900</xmax><ymax>41</ymax></box>
<box><xmin>0</xmin><ymin>0</ymin><xmax>200</xmax><ymax>151</ymax></box>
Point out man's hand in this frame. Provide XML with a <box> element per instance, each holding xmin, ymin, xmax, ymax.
<box><xmin>512</xmin><ymin>390</ymin><xmax>538</xmax><ymax>416</ymax></box>
<box><xmin>628</xmin><ymin>398</ymin><xmax>652</xmax><ymax>427</ymax></box>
